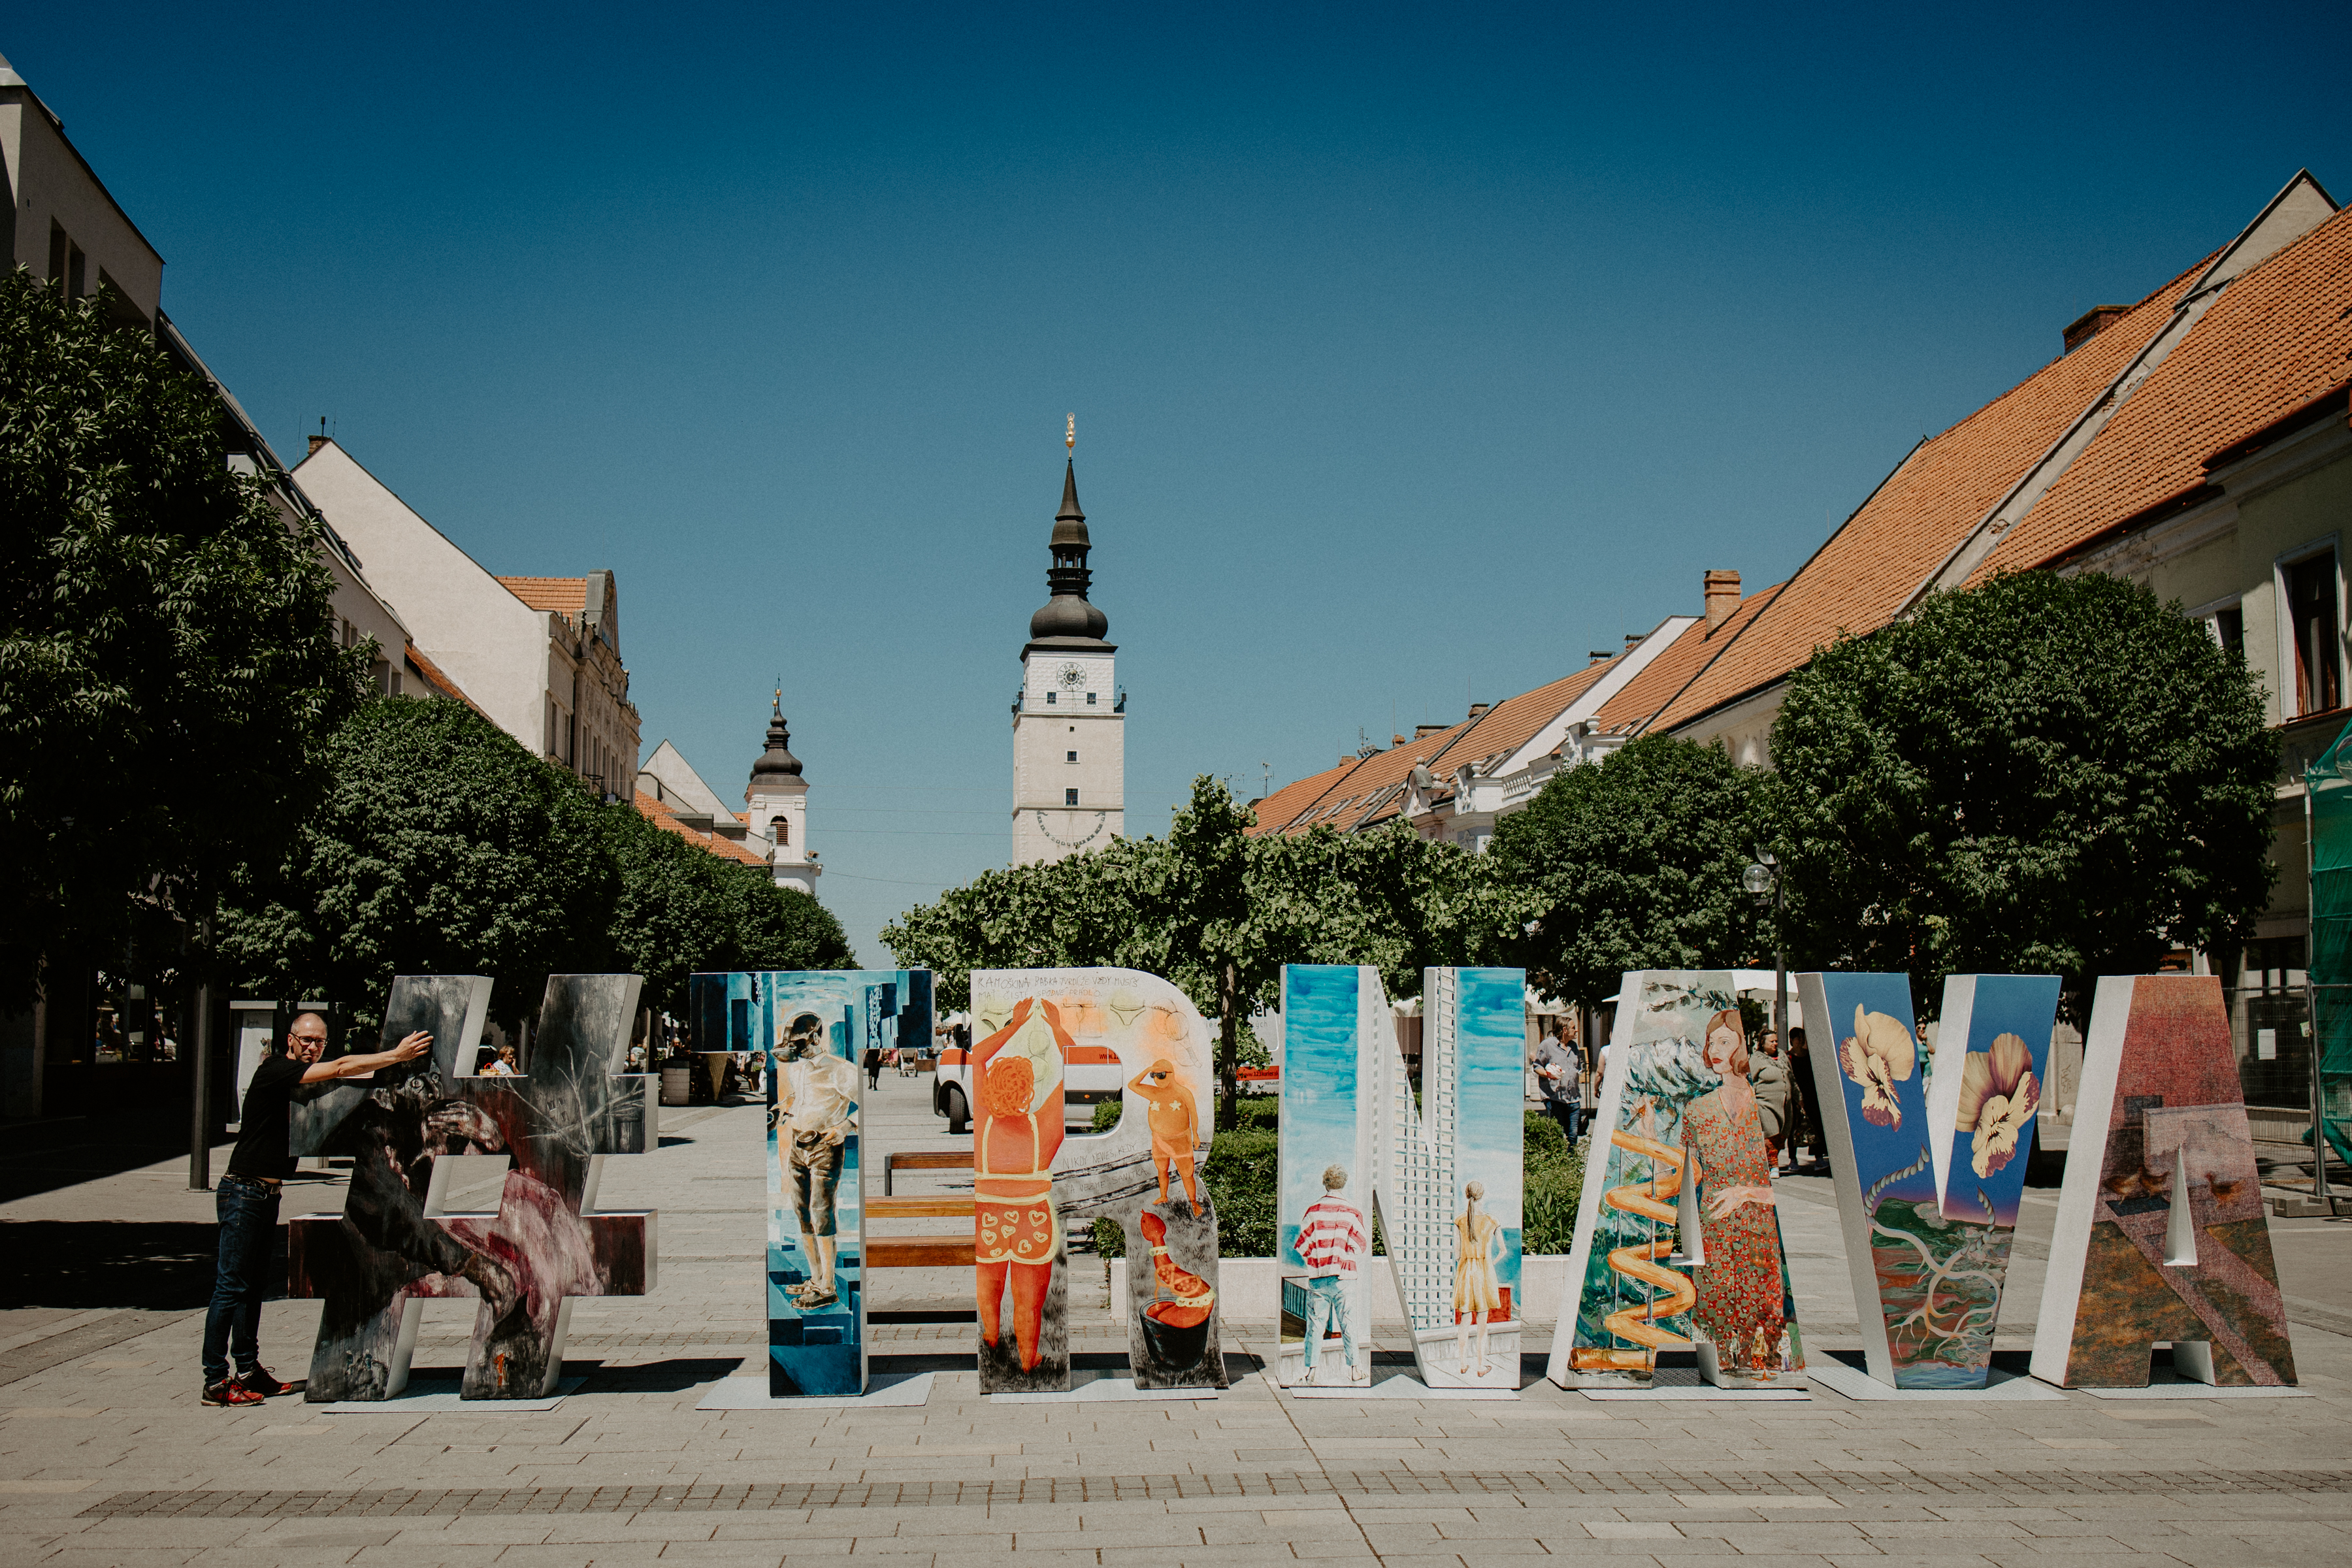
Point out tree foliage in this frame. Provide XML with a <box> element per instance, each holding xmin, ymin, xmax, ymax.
<box><xmin>1488</xmin><ymin>734</ymin><xmax>1772</xmax><ymax>1007</ymax></box>
<box><xmin>0</xmin><ymin>270</ymin><xmax>368</xmax><ymax>1004</ymax></box>
<box><xmin>882</xmin><ymin>776</ymin><xmax>1515</xmax><ymax>1124</ymax></box>
<box><xmin>1770</xmin><ymin>570</ymin><xmax>2276</xmax><ymax>1024</ymax></box>
<box><xmin>220</xmin><ymin>696</ymin><xmax>854</xmax><ymax>1032</ymax></box>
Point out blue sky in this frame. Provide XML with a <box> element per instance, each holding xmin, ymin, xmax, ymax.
<box><xmin>8</xmin><ymin>3</ymin><xmax>2348</xmax><ymax>960</ymax></box>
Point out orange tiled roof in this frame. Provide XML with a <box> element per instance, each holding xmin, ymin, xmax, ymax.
<box><xmin>1647</xmin><ymin>255</ymin><xmax>2212</xmax><ymax>734</ymax></box>
<box><xmin>1249</xmin><ymin>657</ymin><xmax>1630</xmax><ymax>837</ymax></box>
<box><xmin>1591</xmin><ymin>585</ymin><xmax>1783</xmax><ymax>736</ymax></box>
<box><xmin>635</xmin><ymin>789</ymin><xmax>770</xmax><ymax>868</ymax></box>
<box><xmin>497</xmin><ymin>576</ymin><xmax>590</xmax><ymax>615</ymax></box>
<box><xmin>1977</xmin><ymin>206</ymin><xmax>2352</xmax><ymax>578</ymax></box>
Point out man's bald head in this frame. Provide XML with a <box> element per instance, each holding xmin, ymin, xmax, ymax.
<box><xmin>285</xmin><ymin>1011</ymin><xmax>331</xmax><ymax>1062</ymax></box>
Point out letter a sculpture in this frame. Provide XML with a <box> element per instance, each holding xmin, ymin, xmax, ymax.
<box><xmin>2033</xmin><ymin>974</ymin><xmax>2296</xmax><ymax>1388</ymax></box>
<box><xmin>288</xmin><ymin>973</ymin><xmax>657</xmax><ymax>1401</ymax></box>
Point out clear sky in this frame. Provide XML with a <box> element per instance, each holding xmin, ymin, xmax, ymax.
<box><xmin>8</xmin><ymin>3</ymin><xmax>2348</xmax><ymax>964</ymax></box>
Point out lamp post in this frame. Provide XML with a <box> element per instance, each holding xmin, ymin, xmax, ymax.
<box><xmin>1741</xmin><ymin>851</ymin><xmax>1786</xmax><ymax>1039</ymax></box>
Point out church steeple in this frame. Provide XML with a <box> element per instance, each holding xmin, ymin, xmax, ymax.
<box><xmin>1027</xmin><ymin>448</ymin><xmax>1113</xmax><ymax>650</ymax></box>
<box><xmin>749</xmin><ymin>691</ymin><xmax>804</xmax><ymax>783</ymax></box>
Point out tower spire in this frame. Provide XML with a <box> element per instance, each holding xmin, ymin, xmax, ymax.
<box><xmin>1027</xmin><ymin>423</ymin><xmax>1110</xmax><ymax>651</ymax></box>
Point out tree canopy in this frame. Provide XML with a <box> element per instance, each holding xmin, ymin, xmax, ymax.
<box><xmin>0</xmin><ymin>270</ymin><xmax>368</xmax><ymax>1005</ymax></box>
<box><xmin>220</xmin><ymin>696</ymin><xmax>853</xmax><ymax>1032</ymax></box>
<box><xmin>1488</xmin><ymin>733</ymin><xmax>1772</xmax><ymax>1008</ymax></box>
<box><xmin>1769</xmin><ymin>569</ymin><xmax>2277</xmax><ymax>1023</ymax></box>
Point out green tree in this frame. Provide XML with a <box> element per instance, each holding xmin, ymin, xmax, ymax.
<box><xmin>1770</xmin><ymin>570</ymin><xmax>2276</xmax><ymax>1024</ymax></box>
<box><xmin>218</xmin><ymin>698</ymin><xmax>612</xmax><ymax>1035</ymax></box>
<box><xmin>0</xmin><ymin>271</ymin><xmax>368</xmax><ymax>1005</ymax></box>
<box><xmin>1489</xmin><ymin>734</ymin><xmax>1771</xmax><ymax>1007</ymax></box>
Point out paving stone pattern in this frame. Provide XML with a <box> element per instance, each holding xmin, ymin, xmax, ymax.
<box><xmin>6</xmin><ymin>1084</ymin><xmax>2352</xmax><ymax>1566</ymax></box>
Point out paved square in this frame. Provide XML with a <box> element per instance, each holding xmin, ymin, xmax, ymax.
<box><xmin>5</xmin><ymin>1084</ymin><xmax>2350</xmax><ymax>1567</ymax></box>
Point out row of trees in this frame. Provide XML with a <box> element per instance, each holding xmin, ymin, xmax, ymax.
<box><xmin>891</xmin><ymin>570</ymin><xmax>2281</xmax><ymax>1109</ymax></box>
<box><xmin>2</xmin><ymin>269</ymin><xmax>851</xmax><ymax>1036</ymax></box>
<box><xmin>218</xmin><ymin>699</ymin><xmax>853</xmax><ymax>1033</ymax></box>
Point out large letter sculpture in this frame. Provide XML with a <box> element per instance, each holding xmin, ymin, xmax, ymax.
<box><xmin>2032</xmin><ymin>974</ymin><xmax>2296</xmax><ymax>1388</ymax></box>
<box><xmin>290</xmin><ymin>973</ymin><xmax>656</xmax><ymax>1401</ymax></box>
<box><xmin>689</xmin><ymin>968</ymin><xmax>932</xmax><ymax>1397</ymax></box>
<box><xmin>1548</xmin><ymin>971</ymin><xmax>1805</xmax><ymax>1390</ymax></box>
<box><xmin>1276</xmin><ymin>966</ymin><xmax>1525</xmax><ymax>1392</ymax></box>
<box><xmin>966</xmin><ymin>968</ymin><xmax>1224</xmax><ymax>1394</ymax></box>
<box><xmin>1798</xmin><ymin>972</ymin><xmax>2060</xmax><ymax>1388</ymax></box>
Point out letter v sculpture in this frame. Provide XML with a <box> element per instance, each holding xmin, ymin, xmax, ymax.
<box><xmin>288</xmin><ymin>973</ymin><xmax>658</xmax><ymax>1401</ymax></box>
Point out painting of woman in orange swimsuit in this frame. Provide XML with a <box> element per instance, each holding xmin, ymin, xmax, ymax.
<box><xmin>974</xmin><ymin>996</ymin><xmax>1070</xmax><ymax>1390</ymax></box>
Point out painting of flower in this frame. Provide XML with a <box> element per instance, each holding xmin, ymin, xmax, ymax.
<box><xmin>1839</xmin><ymin>1004</ymin><xmax>1917</xmax><ymax>1128</ymax></box>
<box><xmin>1955</xmin><ymin>1030</ymin><xmax>2039</xmax><ymax>1177</ymax></box>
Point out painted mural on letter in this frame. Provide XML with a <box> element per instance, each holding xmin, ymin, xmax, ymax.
<box><xmin>2033</xmin><ymin>974</ymin><xmax>2296</xmax><ymax>1388</ymax></box>
<box><xmin>1548</xmin><ymin>971</ymin><xmax>1804</xmax><ymax>1390</ymax></box>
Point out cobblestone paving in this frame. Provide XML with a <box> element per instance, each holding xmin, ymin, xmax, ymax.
<box><xmin>6</xmin><ymin>1090</ymin><xmax>2351</xmax><ymax>1566</ymax></box>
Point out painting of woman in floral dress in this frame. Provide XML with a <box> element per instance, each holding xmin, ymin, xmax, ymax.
<box><xmin>1682</xmin><ymin>1008</ymin><xmax>1803</xmax><ymax>1386</ymax></box>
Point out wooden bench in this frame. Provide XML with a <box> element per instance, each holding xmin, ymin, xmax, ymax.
<box><xmin>863</xmin><ymin>1193</ymin><xmax>974</xmax><ymax>1268</ymax></box>
<box><xmin>883</xmin><ymin>1148</ymin><xmax>972</xmax><ymax>1195</ymax></box>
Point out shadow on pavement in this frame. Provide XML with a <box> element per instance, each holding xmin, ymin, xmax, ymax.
<box><xmin>0</xmin><ymin>1220</ymin><xmax>272</xmax><ymax>1309</ymax></box>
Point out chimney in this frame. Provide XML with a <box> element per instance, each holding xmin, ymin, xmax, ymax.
<box><xmin>1339</xmin><ymin>754</ymin><xmax>1352</xmax><ymax>769</ymax></box>
<box><xmin>1414</xmin><ymin>723</ymin><xmax>1448</xmax><ymax>740</ymax></box>
<box><xmin>307</xmin><ymin>434</ymin><xmax>330</xmax><ymax>457</ymax></box>
<box><xmin>1392</xmin><ymin>734</ymin><xmax>1407</xmax><ymax>747</ymax></box>
<box><xmin>1467</xmin><ymin>702</ymin><xmax>1490</xmax><ymax>720</ymax></box>
<box><xmin>1704</xmin><ymin>569</ymin><xmax>1741</xmax><ymax>630</ymax></box>
<box><xmin>2063</xmin><ymin>304</ymin><xmax>2131</xmax><ymax>355</ymax></box>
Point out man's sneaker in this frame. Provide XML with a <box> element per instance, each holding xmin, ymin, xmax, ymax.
<box><xmin>202</xmin><ymin>1380</ymin><xmax>263</xmax><ymax>1407</ymax></box>
<box><xmin>238</xmin><ymin>1367</ymin><xmax>291</xmax><ymax>1397</ymax></box>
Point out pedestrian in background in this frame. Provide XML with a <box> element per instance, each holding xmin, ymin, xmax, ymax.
<box><xmin>1532</xmin><ymin>1022</ymin><xmax>1582</xmax><ymax>1145</ymax></box>
<box><xmin>1752</xmin><ymin>1027</ymin><xmax>1793</xmax><ymax>1175</ymax></box>
<box><xmin>1788</xmin><ymin>1026</ymin><xmax>1826</xmax><ymax>1171</ymax></box>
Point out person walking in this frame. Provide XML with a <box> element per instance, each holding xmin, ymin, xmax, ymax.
<box><xmin>203</xmin><ymin>1013</ymin><xmax>431</xmax><ymax>1407</ymax></box>
<box><xmin>1788</xmin><ymin>1026</ymin><xmax>1827</xmax><ymax>1171</ymax></box>
<box><xmin>1531</xmin><ymin>1024</ymin><xmax>1582</xmax><ymax>1144</ymax></box>
<box><xmin>862</xmin><ymin>1041</ymin><xmax>883</xmax><ymax>1090</ymax></box>
<box><xmin>1751</xmin><ymin>1027</ymin><xmax>1793</xmax><ymax>1175</ymax></box>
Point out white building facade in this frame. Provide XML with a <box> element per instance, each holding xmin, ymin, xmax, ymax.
<box><xmin>293</xmin><ymin>440</ymin><xmax>642</xmax><ymax>790</ymax></box>
<box><xmin>1013</xmin><ymin>459</ymin><xmax>1126</xmax><ymax>864</ymax></box>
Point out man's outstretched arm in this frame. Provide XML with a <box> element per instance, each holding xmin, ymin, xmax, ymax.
<box><xmin>302</xmin><ymin>1031</ymin><xmax>431</xmax><ymax>1083</ymax></box>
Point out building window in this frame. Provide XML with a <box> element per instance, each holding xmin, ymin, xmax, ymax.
<box><xmin>1046</xmin><ymin>691</ymin><xmax>1056</xmax><ymax>705</ymax></box>
<box><xmin>771</xmin><ymin>815</ymin><xmax>789</xmax><ymax>846</ymax></box>
<box><xmin>2287</xmin><ymin>550</ymin><xmax>2342</xmax><ymax>715</ymax></box>
<box><xmin>1066</xmin><ymin>751</ymin><xmax>1078</xmax><ymax>762</ymax></box>
<box><xmin>1086</xmin><ymin>691</ymin><xmax>1097</xmax><ymax>705</ymax></box>
<box><xmin>2212</xmin><ymin>604</ymin><xmax>2246</xmax><ymax>661</ymax></box>
<box><xmin>1066</xmin><ymin>788</ymin><xmax>1079</xmax><ymax>806</ymax></box>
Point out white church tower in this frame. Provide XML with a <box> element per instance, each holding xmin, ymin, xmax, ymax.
<box><xmin>747</xmin><ymin>694</ymin><xmax>821</xmax><ymax>896</ymax></box>
<box><xmin>1012</xmin><ymin>429</ymin><xmax>1124</xmax><ymax>864</ymax></box>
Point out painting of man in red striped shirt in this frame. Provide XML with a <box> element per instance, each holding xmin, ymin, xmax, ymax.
<box><xmin>1294</xmin><ymin>1165</ymin><xmax>1369</xmax><ymax>1385</ymax></box>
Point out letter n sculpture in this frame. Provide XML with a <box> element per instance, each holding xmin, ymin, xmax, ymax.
<box><xmin>1277</xmin><ymin>965</ymin><xmax>1525</xmax><ymax>1393</ymax></box>
<box><xmin>2033</xmin><ymin>974</ymin><xmax>2296</xmax><ymax>1388</ymax></box>
<box><xmin>288</xmin><ymin>973</ymin><xmax>657</xmax><ymax>1401</ymax></box>
<box><xmin>1547</xmin><ymin>970</ymin><xmax>1805</xmax><ymax>1391</ymax></box>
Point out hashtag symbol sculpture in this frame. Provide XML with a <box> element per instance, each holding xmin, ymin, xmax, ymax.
<box><xmin>287</xmin><ymin>973</ymin><xmax>658</xmax><ymax>1401</ymax></box>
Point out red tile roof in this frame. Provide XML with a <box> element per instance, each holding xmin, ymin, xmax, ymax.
<box><xmin>497</xmin><ymin>576</ymin><xmax>590</xmax><ymax>616</ymax></box>
<box><xmin>1590</xmin><ymin>584</ymin><xmax>1783</xmax><ymax>736</ymax></box>
<box><xmin>1647</xmin><ymin>255</ymin><xmax>2210</xmax><ymax>734</ymax></box>
<box><xmin>1976</xmin><ymin>206</ymin><xmax>2352</xmax><ymax>578</ymax></box>
<box><xmin>635</xmin><ymin>789</ymin><xmax>770</xmax><ymax>868</ymax></box>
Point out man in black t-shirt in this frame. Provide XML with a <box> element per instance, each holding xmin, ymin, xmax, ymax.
<box><xmin>202</xmin><ymin>1013</ymin><xmax>429</xmax><ymax>1407</ymax></box>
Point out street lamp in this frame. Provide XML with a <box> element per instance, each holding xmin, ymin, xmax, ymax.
<box><xmin>1743</xmin><ymin>850</ymin><xmax>1786</xmax><ymax>1039</ymax></box>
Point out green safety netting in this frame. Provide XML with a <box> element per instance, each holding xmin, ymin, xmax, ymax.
<box><xmin>2303</xmin><ymin>717</ymin><xmax>2352</xmax><ymax>1166</ymax></box>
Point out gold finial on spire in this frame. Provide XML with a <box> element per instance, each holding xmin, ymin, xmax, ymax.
<box><xmin>1066</xmin><ymin>412</ymin><xmax>1075</xmax><ymax>452</ymax></box>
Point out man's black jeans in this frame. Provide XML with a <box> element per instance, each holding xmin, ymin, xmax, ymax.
<box><xmin>202</xmin><ymin>1174</ymin><xmax>281</xmax><ymax>1384</ymax></box>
